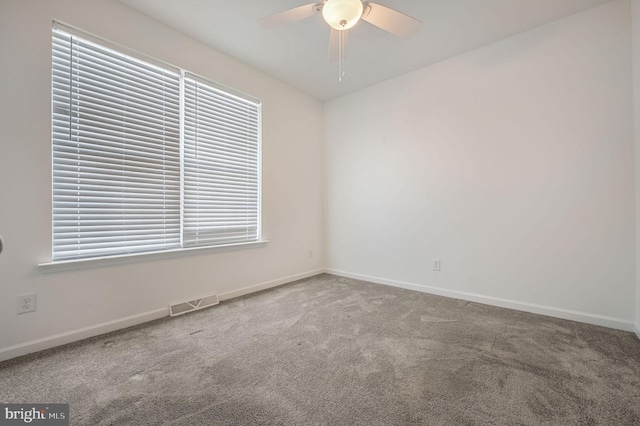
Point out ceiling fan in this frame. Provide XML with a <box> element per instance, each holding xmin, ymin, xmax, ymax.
<box><xmin>259</xmin><ymin>0</ymin><xmax>421</xmax><ymax>81</ymax></box>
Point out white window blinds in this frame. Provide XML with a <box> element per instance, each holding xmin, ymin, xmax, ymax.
<box><xmin>183</xmin><ymin>74</ymin><xmax>260</xmax><ymax>247</ymax></box>
<box><xmin>51</xmin><ymin>26</ymin><xmax>261</xmax><ymax>262</ymax></box>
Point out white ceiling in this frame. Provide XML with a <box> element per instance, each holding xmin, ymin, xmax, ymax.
<box><xmin>116</xmin><ymin>0</ymin><xmax>613</xmax><ymax>101</ymax></box>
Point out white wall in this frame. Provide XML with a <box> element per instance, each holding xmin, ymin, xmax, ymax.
<box><xmin>325</xmin><ymin>0</ymin><xmax>636</xmax><ymax>330</ymax></box>
<box><xmin>634</xmin><ymin>0</ymin><xmax>640</xmax><ymax>338</ymax></box>
<box><xmin>0</xmin><ymin>0</ymin><xmax>324</xmax><ymax>360</ymax></box>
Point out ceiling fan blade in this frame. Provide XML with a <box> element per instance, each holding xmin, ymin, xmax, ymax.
<box><xmin>361</xmin><ymin>2</ymin><xmax>421</xmax><ymax>38</ymax></box>
<box><xmin>328</xmin><ymin>28</ymin><xmax>349</xmax><ymax>62</ymax></box>
<box><xmin>258</xmin><ymin>3</ymin><xmax>320</xmax><ymax>29</ymax></box>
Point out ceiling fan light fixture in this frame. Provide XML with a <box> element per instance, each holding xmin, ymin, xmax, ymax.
<box><xmin>322</xmin><ymin>0</ymin><xmax>363</xmax><ymax>30</ymax></box>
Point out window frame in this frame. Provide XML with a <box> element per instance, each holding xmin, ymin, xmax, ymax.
<box><xmin>44</xmin><ymin>22</ymin><xmax>264</xmax><ymax>268</ymax></box>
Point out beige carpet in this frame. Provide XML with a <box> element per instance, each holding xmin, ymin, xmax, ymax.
<box><xmin>1</xmin><ymin>274</ymin><xmax>639</xmax><ymax>425</ymax></box>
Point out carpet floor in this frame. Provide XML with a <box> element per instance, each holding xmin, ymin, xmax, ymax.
<box><xmin>1</xmin><ymin>274</ymin><xmax>640</xmax><ymax>425</ymax></box>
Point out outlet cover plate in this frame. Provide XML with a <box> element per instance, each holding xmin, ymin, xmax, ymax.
<box><xmin>17</xmin><ymin>293</ymin><xmax>36</xmax><ymax>314</ymax></box>
<box><xmin>432</xmin><ymin>259</ymin><xmax>441</xmax><ymax>271</ymax></box>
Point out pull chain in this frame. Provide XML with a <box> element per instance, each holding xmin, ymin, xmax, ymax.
<box><xmin>339</xmin><ymin>20</ymin><xmax>346</xmax><ymax>82</ymax></box>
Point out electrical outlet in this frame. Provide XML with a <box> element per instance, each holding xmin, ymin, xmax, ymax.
<box><xmin>432</xmin><ymin>259</ymin><xmax>441</xmax><ymax>271</ymax></box>
<box><xmin>16</xmin><ymin>293</ymin><xmax>36</xmax><ymax>314</ymax></box>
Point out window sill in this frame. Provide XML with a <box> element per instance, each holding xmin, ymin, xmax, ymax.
<box><xmin>38</xmin><ymin>240</ymin><xmax>269</xmax><ymax>274</ymax></box>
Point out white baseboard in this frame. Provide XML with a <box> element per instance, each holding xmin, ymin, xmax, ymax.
<box><xmin>0</xmin><ymin>269</ymin><xmax>324</xmax><ymax>363</ymax></box>
<box><xmin>218</xmin><ymin>269</ymin><xmax>324</xmax><ymax>301</ymax></box>
<box><xmin>325</xmin><ymin>269</ymin><xmax>635</xmax><ymax>332</ymax></box>
<box><xmin>635</xmin><ymin>323</ymin><xmax>640</xmax><ymax>340</ymax></box>
<box><xmin>0</xmin><ymin>308</ymin><xmax>168</xmax><ymax>363</ymax></box>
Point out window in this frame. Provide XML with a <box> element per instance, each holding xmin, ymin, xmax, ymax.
<box><xmin>51</xmin><ymin>24</ymin><xmax>261</xmax><ymax>262</ymax></box>
<box><xmin>183</xmin><ymin>74</ymin><xmax>260</xmax><ymax>248</ymax></box>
